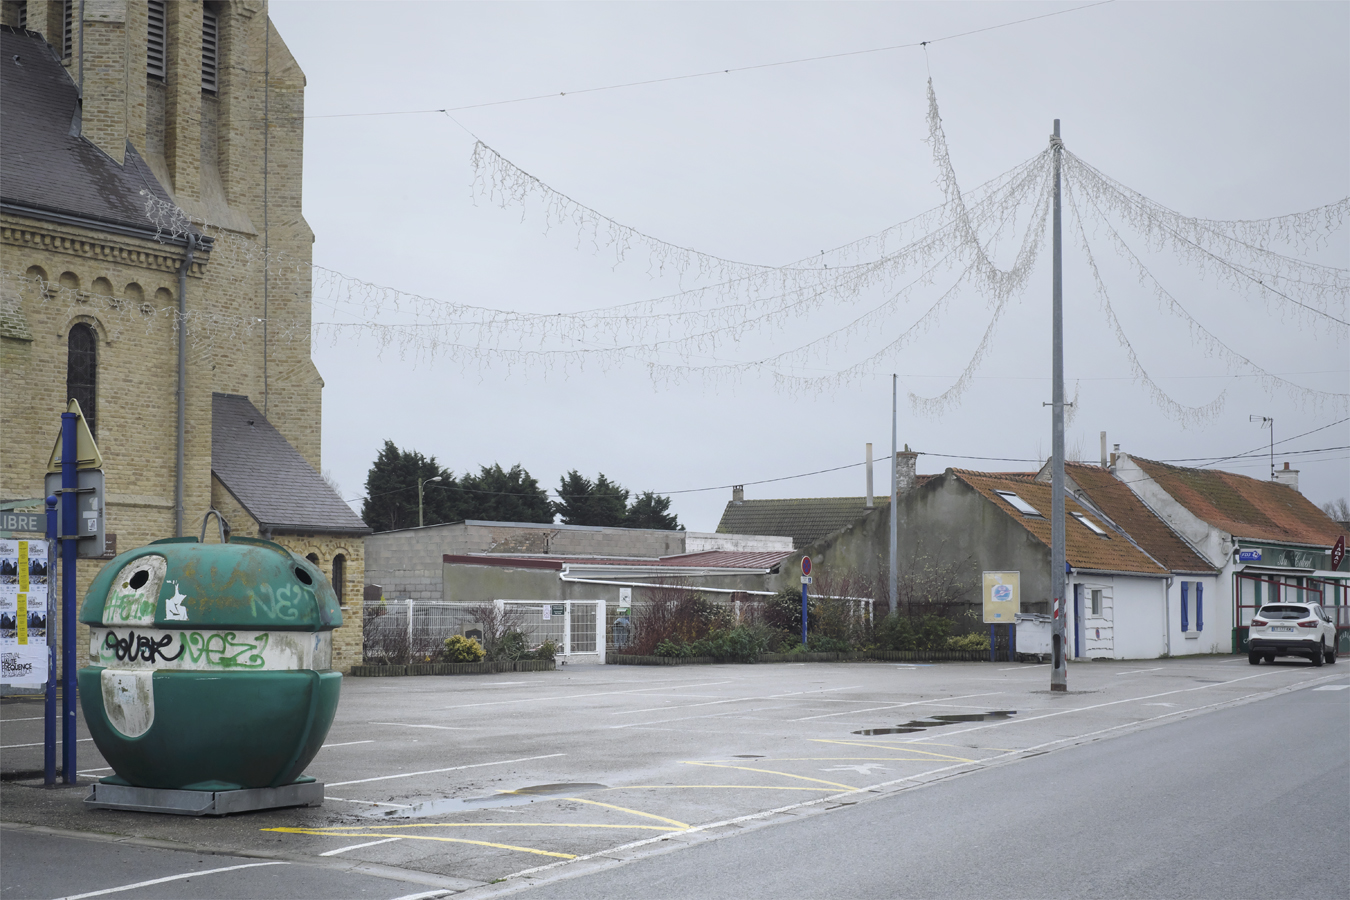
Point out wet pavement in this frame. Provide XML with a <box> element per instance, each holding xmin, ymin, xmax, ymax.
<box><xmin>2</xmin><ymin>655</ymin><xmax>1344</xmax><ymax>896</ymax></box>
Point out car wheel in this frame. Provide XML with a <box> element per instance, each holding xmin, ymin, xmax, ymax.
<box><xmin>1248</xmin><ymin>651</ymin><xmax>1261</xmax><ymax>665</ymax></box>
<box><xmin>1311</xmin><ymin>641</ymin><xmax>1324</xmax><ymax>667</ymax></box>
<box><xmin>1327</xmin><ymin>642</ymin><xmax>1337</xmax><ymax>665</ymax></box>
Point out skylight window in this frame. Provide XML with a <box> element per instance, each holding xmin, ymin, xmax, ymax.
<box><xmin>994</xmin><ymin>490</ymin><xmax>1041</xmax><ymax>517</ymax></box>
<box><xmin>1073</xmin><ymin>512</ymin><xmax>1110</xmax><ymax>537</ymax></box>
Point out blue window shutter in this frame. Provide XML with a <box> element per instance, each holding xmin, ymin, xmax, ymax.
<box><xmin>1196</xmin><ymin>583</ymin><xmax>1203</xmax><ymax>632</ymax></box>
<box><xmin>1181</xmin><ymin>581</ymin><xmax>1190</xmax><ymax>633</ymax></box>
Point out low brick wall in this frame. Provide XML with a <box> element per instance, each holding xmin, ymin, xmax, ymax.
<box><xmin>350</xmin><ymin>659</ymin><xmax>556</xmax><ymax>677</ymax></box>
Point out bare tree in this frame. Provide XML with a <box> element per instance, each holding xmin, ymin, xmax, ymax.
<box><xmin>467</xmin><ymin>602</ymin><xmax>528</xmax><ymax>660</ymax></box>
<box><xmin>1321</xmin><ymin>498</ymin><xmax>1350</xmax><ymax>524</ymax></box>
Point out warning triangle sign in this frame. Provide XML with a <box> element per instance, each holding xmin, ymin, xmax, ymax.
<box><xmin>47</xmin><ymin>398</ymin><xmax>104</xmax><ymax>472</ymax></box>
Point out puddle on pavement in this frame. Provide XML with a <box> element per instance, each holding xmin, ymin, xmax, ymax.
<box><xmin>853</xmin><ymin>710</ymin><xmax>1017</xmax><ymax>736</ymax></box>
<box><xmin>371</xmin><ymin>782</ymin><xmax>608</xmax><ymax>819</ymax></box>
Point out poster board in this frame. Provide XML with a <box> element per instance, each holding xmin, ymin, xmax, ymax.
<box><xmin>982</xmin><ymin>571</ymin><xmax>1019</xmax><ymax>624</ymax></box>
<box><xmin>0</xmin><ymin>538</ymin><xmax>50</xmax><ymax>685</ymax></box>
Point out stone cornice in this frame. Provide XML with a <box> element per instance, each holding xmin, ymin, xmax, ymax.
<box><xmin>1</xmin><ymin>216</ymin><xmax>210</xmax><ymax>277</ymax></box>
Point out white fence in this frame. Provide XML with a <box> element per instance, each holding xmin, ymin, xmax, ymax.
<box><xmin>361</xmin><ymin>599</ymin><xmax>606</xmax><ymax>663</ymax></box>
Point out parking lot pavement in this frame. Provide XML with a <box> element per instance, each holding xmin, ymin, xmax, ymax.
<box><xmin>2</xmin><ymin>656</ymin><xmax>1342</xmax><ymax>893</ymax></box>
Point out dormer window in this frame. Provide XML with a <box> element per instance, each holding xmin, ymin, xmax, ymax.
<box><xmin>146</xmin><ymin>0</ymin><xmax>165</xmax><ymax>79</ymax></box>
<box><xmin>201</xmin><ymin>6</ymin><xmax>218</xmax><ymax>92</ymax></box>
<box><xmin>1073</xmin><ymin>512</ymin><xmax>1110</xmax><ymax>537</ymax></box>
<box><xmin>994</xmin><ymin>490</ymin><xmax>1041</xmax><ymax>517</ymax></box>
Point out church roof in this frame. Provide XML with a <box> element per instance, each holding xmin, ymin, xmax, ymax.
<box><xmin>0</xmin><ymin>26</ymin><xmax>191</xmax><ymax>243</ymax></box>
<box><xmin>212</xmin><ymin>393</ymin><xmax>369</xmax><ymax>536</ymax></box>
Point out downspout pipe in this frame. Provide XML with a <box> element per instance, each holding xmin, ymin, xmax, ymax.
<box><xmin>175</xmin><ymin>234</ymin><xmax>197</xmax><ymax>537</ymax></box>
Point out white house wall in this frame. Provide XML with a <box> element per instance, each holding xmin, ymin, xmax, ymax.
<box><xmin>1165</xmin><ymin>575</ymin><xmax>1225</xmax><ymax>656</ymax></box>
<box><xmin>1068</xmin><ymin>574</ymin><xmax>1170</xmax><ymax>660</ymax></box>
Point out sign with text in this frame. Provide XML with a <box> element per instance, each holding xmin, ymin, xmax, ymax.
<box><xmin>1238</xmin><ymin>549</ymin><xmax>1262</xmax><ymax>562</ymax></box>
<box><xmin>0</xmin><ymin>511</ymin><xmax>43</xmax><ymax>533</ymax></box>
<box><xmin>983</xmin><ymin>571</ymin><xmax>1020</xmax><ymax>623</ymax></box>
<box><xmin>1333</xmin><ymin>536</ymin><xmax>1345</xmax><ymax>572</ymax></box>
<box><xmin>0</xmin><ymin>538</ymin><xmax>50</xmax><ymax>685</ymax></box>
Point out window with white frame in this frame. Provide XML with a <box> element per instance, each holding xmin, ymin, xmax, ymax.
<box><xmin>1090</xmin><ymin>588</ymin><xmax>1102</xmax><ymax>617</ymax></box>
<box><xmin>994</xmin><ymin>490</ymin><xmax>1042</xmax><ymax>517</ymax></box>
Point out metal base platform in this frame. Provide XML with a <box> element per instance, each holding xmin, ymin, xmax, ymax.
<box><xmin>84</xmin><ymin>780</ymin><xmax>324</xmax><ymax>816</ymax></box>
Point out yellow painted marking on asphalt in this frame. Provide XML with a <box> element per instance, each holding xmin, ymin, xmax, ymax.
<box><xmin>616</xmin><ymin>785</ymin><xmax>834</xmax><ymax>792</ymax></box>
<box><xmin>267</xmin><ymin>823</ymin><xmax>677</xmax><ymax>832</ymax></box>
<box><xmin>262</xmin><ymin>828</ymin><xmax>574</xmax><ymax>859</ymax></box>
<box><xmin>563</xmin><ymin>797</ymin><xmax>691</xmax><ymax>830</ymax></box>
<box><xmin>811</xmin><ymin>739</ymin><xmax>976</xmax><ymax>762</ymax></box>
<box><xmin>682</xmin><ymin>761</ymin><xmax>856</xmax><ymax>790</ymax></box>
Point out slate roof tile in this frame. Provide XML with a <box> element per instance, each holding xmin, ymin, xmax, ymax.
<box><xmin>212</xmin><ymin>393</ymin><xmax>369</xmax><ymax>535</ymax></box>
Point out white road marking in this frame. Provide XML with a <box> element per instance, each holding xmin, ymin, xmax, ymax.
<box><xmin>617</xmin><ymin>685</ymin><xmax>862</xmax><ymax>716</ymax></box>
<box><xmin>319</xmin><ymin>836</ymin><xmax>403</xmax><ymax>856</ymax></box>
<box><xmin>823</xmin><ymin>764</ymin><xmax>891</xmax><ymax>775</ymax></box>
<box><xmin>77</xmin><ymin>767</ymin><xmax>115</xmax><ymax>774</ymax></box>
<box><xmin>327</xmin><ymin>753</ymin><xmax>566</xmax><ymax>787</ymax></box>
<box><xmin>322</xmin><ymin>740</ymin><xmax>376</xmax><ymax>748</ymax></box>
<box><xmin>1</xmin><ymin>737</ymin><xmax>92</xmax><ymax>749</ymax></box>
<box><xmin>52</xmin><ymin>862</ymin><xmax>288</xmax><ymax>899</ymax></box>
<box><xmin>791</xmin><ymin>692</ymin><xmax>1002</xmax><ymax>722</ymax></box>
<box><xmin>371</xmin><ymin>722</ymin><xmax>462</xmax><ymax>731</ymax></box>
<box><xmin>1312</xmin><ymin>684</ymin><xmax>1349</xmax><ymax>691</ymax></box>
<box><xmin>1</xmin><ymin>716</ymin><xmax>45</xmax><ymax>721</ymax></box>
<box><xmin>326</xmin><ymin>796</ymin><xmax>413</xmax><ymax>809</ymax></box>
<box><xmin>388</xmin><ymin>890</ymin><xmax>453</xmax><ymax>900</ymax></box>
<box><xmin>436</xmin><ymin>681</ymin><xmax>733</xmax><ymax>711</ymax></box>
<box><xmin>1114</xmin><ymin>667</ymin><xmax>1165</xmax><ymax>675</ymax></box>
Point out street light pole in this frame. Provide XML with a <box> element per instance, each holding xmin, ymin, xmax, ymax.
<box><xmin>1050</xmin><ymin>119</ymin><xmax>1068</xmax><ymax>693</ymax></box>
<box><xmin>418</xmin><ymin>475</ymin><xmax>442</xmax><ymax>528</ymax></box>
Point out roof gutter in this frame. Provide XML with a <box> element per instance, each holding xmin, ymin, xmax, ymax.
<box><xmin>1</xmin><ymin>201</ymin><xmax>211</xmax><ymax>250</ymax></box>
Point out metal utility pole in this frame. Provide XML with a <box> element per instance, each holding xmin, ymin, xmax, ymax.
<box><xmin>418</xmin><ymin>475</ymin><xmax>442</xmax><ymax>528</ymax></box>
<box><xmin>1050</xmin><ymin>120</ymin><xmax>1068</xmax><ymax>693</ymax></box>
<box><xmin>889</xmin><ymin>374</ymin><xmax>898</xmax><ymax>617</ymax></box>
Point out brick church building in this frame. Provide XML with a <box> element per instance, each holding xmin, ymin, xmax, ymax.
<box><xmin>0</xmin><ymin>1</ymin><xmax>367</xmax><ymax>671</ymax></box>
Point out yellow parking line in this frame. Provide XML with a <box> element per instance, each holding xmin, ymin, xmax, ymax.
<box><xmin>267</xmin><ymin>823</ymin><xmax>677</xmax><ymax>832</ymax></box>
<box><xmin>262</xmin><ymin>828</ymin><xmax>574</xmax><ymax>859</ymax></box>
<box><xmin>617</xmin><ymin>785</ymin><xmax>833</xmax><ymax>792</ymax></box>
<box><xmin>811</xmin><ymin>739</ymin><xmax>976</xmax><ymax>762</ymax></box>
<box><xmin>563</xmin><ymin>797</ymin><xmax>691</xmax><ymax>830</ymax></box>
<box><xmin>682</xmin><ymin>761</ymin><xmax>856</xmax><ymax>790</ymax></box>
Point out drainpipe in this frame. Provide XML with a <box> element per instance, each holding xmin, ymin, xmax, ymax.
<box><xmin>175</xmin><ymin>234</ymin><xmax>197</xmax><ymax>537</ymax></box>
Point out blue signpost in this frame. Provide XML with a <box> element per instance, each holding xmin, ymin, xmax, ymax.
<box><xmin>800</xmin><ymin>556</ymin><xmax>812</xmax><ymax>646</ymax></box>
<box><xmin>44</xmin><ymin>494</ymin><xmax>57</xmax><ymax>786</ymax></box>
<box><xmin>60</xmin><ymin>410</ymin><xmax>78</xmax><ymax>784</ymax></box>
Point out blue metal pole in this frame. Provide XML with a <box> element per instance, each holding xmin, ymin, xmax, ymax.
<box><xmin>801</xmin><ymin>583</ymin><xmax>808</xmax><ymax>647</ymax></box>
<box><xmin>44</xmin><ymin>494</ymin><xmax>57</xmax><ymax>786</ymax></box>
<box><xmin>61</xmin><ymin>412</ymin><xmax>78</xmax><ymax>784</ymax></box>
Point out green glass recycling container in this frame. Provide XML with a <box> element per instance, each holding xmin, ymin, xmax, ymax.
<box><xmin>77</xmin><ymin>536</ymin><xmax>342</xmax><ymax>791</ymax></box>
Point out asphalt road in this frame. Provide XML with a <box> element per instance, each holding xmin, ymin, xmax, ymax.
<box><xmin>499</xmin><ymin>681</ymin><xmax>1350</xmax><ymax>900</ymax></box>
<box><xmin>2</xmin><ymin>657</ymin><xmax>1344</xmax><ymax>899</ymax></box>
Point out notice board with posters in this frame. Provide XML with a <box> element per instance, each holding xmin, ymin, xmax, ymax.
<box><xmin>0</xmin><ymin>538</ymin><xmax>50</xmax><ymax>685</ymax></box>
<box><xmin>983</xmin><ymin>571</ymin><xmax>1020</xmax><ymax>624</ymax></box>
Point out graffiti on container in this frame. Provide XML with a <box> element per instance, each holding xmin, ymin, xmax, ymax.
<box><xmin>249</xmin><ymin>582</ymin><xmax>305</xmax><ymax>621</ymax></box>
<box><xmin>96</xmin><ymin>630</ymin><xmax>271</xmax><ymax>669</ymax></box>
<box><xmin>103</xmin><ymin>630</ymin><xmax>185</xmax><ymax>664</ymax></box>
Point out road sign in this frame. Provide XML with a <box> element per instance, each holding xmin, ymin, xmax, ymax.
<box><xmin>44</xmin><ymin>469</ymin><xmax>104</xmax><ymax>558</ymax></box>
<box><xmin>801</xmin><ymin>556</ymin><xmax>812</xmax><ymax>577</ymax></box>
<box><xmin>1333</xmin><ymin>536</ymin><xmax>1345</xmax><ymax>572</ymax></box>
<box><xmin>0</xmin><ymin>512</ymin><xmax>43</xmax><ymax>533</ymax></box>
<box><xmin>46</xmin><ymin>399</ymin><xmax>103</xmax><ymax>472</ymax></box>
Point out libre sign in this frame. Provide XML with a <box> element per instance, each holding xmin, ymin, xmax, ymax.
<box><xmin>983</xmin><ymin>571</ymin><xmax>1020</xmax><ymax>623</ymax></box>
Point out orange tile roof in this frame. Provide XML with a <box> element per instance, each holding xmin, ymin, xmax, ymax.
<box><xmin>1065</xmin><ymin>463</ymin><xmax>1216</xmax><ymax>574</ymax></box>
<box><xmin>952</xmin><ymin>470</ymin><xmax>1168</xmax><ymax>576</ymax></box>
<box><xmin>1130</xmin><ymin>457</ymin><xmax>1348</xmax><ymax>549</ymax></box>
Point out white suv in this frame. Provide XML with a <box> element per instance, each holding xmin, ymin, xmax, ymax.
<box><xmin>1248</xmin><ymin>602</ymin><xmax>1338</xmax><ymax>666</ymax></box>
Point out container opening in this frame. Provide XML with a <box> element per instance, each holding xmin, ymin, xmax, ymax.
<box><xmin>294</xmin><ymin>567</ymin><xmax>313</xmax><ymax>585</ymax></box>
<box><xmin>129</xmin><ymin>570</ymin><xmax>149</xmax><ymax>589</ymax></box>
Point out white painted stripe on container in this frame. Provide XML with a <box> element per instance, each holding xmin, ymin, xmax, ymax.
<box><xmin>319</xmin><ymin>836</ymin><xmax>402</xmax><ymax>856</ymax></box>
<box><xmin>53</xmin><ymin>862</ymin><xmax>288</xmax><ymax>899</ymax></box>
<box><xmin>328</xmin><ymin>753</ymin><xmax>565</xmax><ymax>787</ymax></box>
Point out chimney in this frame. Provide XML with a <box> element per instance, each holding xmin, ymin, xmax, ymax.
<box><xmin>1100</xmin><ymin>431</ymin><xmax>1108</xmax><ymax>469</ymax></box>
<box><xmin>896</xmin><ymin>444</ymin><xmax>918</xmax><ymax>496</ymax></box>
<box><xmin>732</xmin><ymin>485</ymin><xmax>744</xmax><ymax>504</ymax></box>
<box><xmin>1273</xmin><ymin>461</ymin><xmax>1300</xmax><ymax>493</ymax></box>
<box><xmin>865</xmin><ymin>443</ymin><xmax>874</xmax><ymax>507</ymax></box>
<box><xmin>1109</xmin><ymin>443</ymin><xmax>1120</xmax><ymax>471</ymax></box>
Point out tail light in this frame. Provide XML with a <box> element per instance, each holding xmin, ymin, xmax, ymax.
<box><xmin>1298</xmin><ymin>620</ymin><xmax>1318</xmax><ymax>629</ymax></box>
<box><xmin>1251</xmin><ymin>618</ymin><xmax>1267</xmax><ymax>626</ymax></box>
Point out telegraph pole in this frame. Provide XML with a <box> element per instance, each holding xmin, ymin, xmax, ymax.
<box><xmin>1050</xmin><ymin>120</ymin><xmax>1068</xmax><ymax>692</ymax></box>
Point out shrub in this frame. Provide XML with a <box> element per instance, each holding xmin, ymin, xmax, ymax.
<box><xmin>533</xmin><ymin>638</ymin><xmax>558</xmax><ymax>662</ymax></box>
<box><xmin>873</xmin><ymin>614</ymin><xmax>953</xmax><ymax>651</ymax></box>
<box><xmin>946</xmin><ymin>632</ymin><xmax>990</xmax><ymax>652</ymax></box>
<box><xmin>443</xmin><ymin>634</ymin><xmax>486</xmax><ymax>663</ymax></box>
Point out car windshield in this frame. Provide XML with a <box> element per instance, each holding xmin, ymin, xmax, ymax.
<box><xmin>1258</xmin><ymin>605</ymin><xmax>1315</xmax><ymax>620</ymax></box>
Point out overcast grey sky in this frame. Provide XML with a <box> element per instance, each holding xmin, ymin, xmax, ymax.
<box><xmin>269</xmin><ymin>1</ymin><xmax>1348</xmax><ymax>531</ymax></box>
